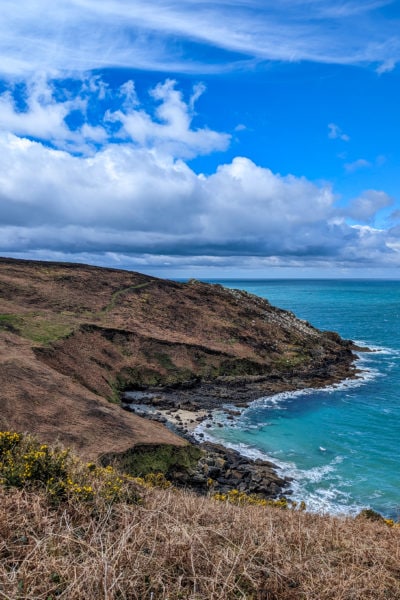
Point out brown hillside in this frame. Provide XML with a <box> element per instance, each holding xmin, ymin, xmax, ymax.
<box><xmin>0</xmin><ymin>257</ymin><xmax>357</xmax><ymax>459</ymax></box>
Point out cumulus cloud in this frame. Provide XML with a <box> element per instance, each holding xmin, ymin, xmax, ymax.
<box><xmin>107</xmin><ymin>79</ymin><xmax>230</xmax><ymax>158</ymax></box>
<box><xmin>0</xmin><ymin>76</ymin><xmax>229</xmax><ymax>158</ymax></box>
<box><xmin>0</xmin><ymin>75</ymin><xmax>110</xmax><ymax>153</ymax></box>
<box><xmin>0</xmin><ymin>131</ymin><xmax>398</xmax><ymax>268</ymax></box>
<box><xmin>345</xmin><ymin>190</ymin><xmax>393</xmax><ymax>222</ymax></box>
<box><xmin>0</xmin><ymin>75</ymin><xmax>397</xmax><ymax>272</ymax></box>
<box><xmin>0</xmin><ymin>0</ymin><xmax>399</xmax><ymax>76</ymax></box>
<box><xmin>0</xmin><ymin>77</ymin><xmax>84</xmax><ymax>148</ymax></box>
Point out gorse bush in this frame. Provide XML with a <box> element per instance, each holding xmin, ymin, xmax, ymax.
<box><xmin>0</xmin><ymin>431</ymin><xmax>170</xmax><ymax>505</ymax></box>
<box><xmin>0</xmin><ymin>431</ymin><xmax>69</xmax><ymax>493</ymax></box>
<box><xmin>357</xmin><ymin>507</ymin><xmax>398</xmax><ymax>528</ymax></box>
<box><xmin>213</xmin><ymin>488</ymin><xmax>288</xmax><ymax>507</ymax></box>
<box><xmin>212</xmin><ymin>488</ymin><xmax>307</xmax><ymax>510</ymax></box>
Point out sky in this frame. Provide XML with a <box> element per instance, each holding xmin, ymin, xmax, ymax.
<box><xmin>1</xmin><ymin>0</ymin><xmax>400</xmax><ymax>278</ymax></box>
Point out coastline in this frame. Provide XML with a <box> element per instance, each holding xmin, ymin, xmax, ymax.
<box><xmin>122</xmin><ymin>348</ymin><xmax>364</xmax><ymax>501</ymax></box>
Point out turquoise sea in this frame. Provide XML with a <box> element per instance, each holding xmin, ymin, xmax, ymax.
<box><xmin>195</xmin><ymin>280</ymin><xmax>400</xmax><ymax>519</ymax></box>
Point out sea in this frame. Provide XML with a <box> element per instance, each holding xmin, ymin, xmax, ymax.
<box><xmin>193</xmin><ymin>279</ymin><xmax>400</xmax><ymax>519</ymax></box>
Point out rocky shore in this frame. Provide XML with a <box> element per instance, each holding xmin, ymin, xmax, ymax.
<box><xmin>173</xmin><ymin>441</ymin><xmax>289</xmax><ymax>498</ymax></box>
<box><xmin>121</xmin><ymin>359</ymin><xmax>363</xmax><ymax>500</ymax></box>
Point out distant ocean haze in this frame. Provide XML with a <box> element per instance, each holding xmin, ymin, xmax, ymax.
<box><xmin>195</xmin><ymin>279</ymin><xmax>400</xmax><ymax>519</ymax></box>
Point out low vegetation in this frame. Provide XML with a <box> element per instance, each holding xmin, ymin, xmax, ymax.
<box><xmin>0</xmin><ymin>312</ymin><xmax>73</xmax><ymax>344</ymax></box>
<box><xmin>1</xmin><ymin>432</ymin><xmax>399</xmax><ymax>599</ymax></box>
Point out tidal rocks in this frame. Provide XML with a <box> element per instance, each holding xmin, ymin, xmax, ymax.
<box><xmin>170</xmin><ymin>442</ymin><xmax>290</xmax><ymax>499</ymax></box>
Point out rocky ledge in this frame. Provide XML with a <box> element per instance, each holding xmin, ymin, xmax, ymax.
<box><xmin>174</xmin><ymin>442</ymin><xmax>289</xmax><ymax>498</ymax></box>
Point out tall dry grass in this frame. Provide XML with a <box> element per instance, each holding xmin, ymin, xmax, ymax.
<box><xmin>1</xmin><ymin>482</ymin><xmax>400</xmax><ymax>599</ymax></box>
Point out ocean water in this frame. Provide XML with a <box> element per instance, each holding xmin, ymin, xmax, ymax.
<box><xmin>195</xmin><ymin>280</ymin><xmax>400</xmax><ymax>519</ymax></box>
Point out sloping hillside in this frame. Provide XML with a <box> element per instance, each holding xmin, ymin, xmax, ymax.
<box><xmin>0</xmin><ymin>257</ymin><xmax>357</xmax><ymax>459</ymax></box>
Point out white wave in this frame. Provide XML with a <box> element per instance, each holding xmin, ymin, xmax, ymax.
<box><xmin>241</xmin><ymin>353</ymin><xmax>384</xmax><ymax>416</ymax></box>
<box><xmin>286</xmin><ymin>464</ymin><xmax>369</xmax><ymax>516</ymax></box>
<box><xmin>193</xmin><ymin>338</ymin><xmax>397</xmax><ymax>517</ymax></box>
<box><xmin>193</xmin><ymin>430</ymin><xmax>287</xmax><ymax>468</ymax></box>
<box><xmin>292</xmin><ymin>487</ymin><xmax>363</xmax><ymax>517</ymax></box>
<box><xmin>353</xmin><ymin>340</ymin><xmax>400</xmax><ymax>356</ymax></box>
<box><xmin>193</xmin><ymin>429</ymin><xmax>364</xmax><ymax>515</ymax></box>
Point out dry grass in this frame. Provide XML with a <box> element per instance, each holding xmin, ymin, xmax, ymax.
<box><xmin>1</xmin><ymin>483</ymin><xmax>399</xmax><ymax>599</ymax></box>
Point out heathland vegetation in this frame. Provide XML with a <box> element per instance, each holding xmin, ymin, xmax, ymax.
<box><xmin>1</xmin><ymin>258</ymin><xmax>399</xmax><ymax>598</ymax></box>
<box><xmin>1</xmin><ymin>430</ymin><xmax>399</xmax><ymax>599</ymax></box>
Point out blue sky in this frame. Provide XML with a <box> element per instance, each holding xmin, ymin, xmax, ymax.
<box><xmin>0</xmin><ymin>0</ymin><xmax>400</xmax><ymax>278</ymax></box>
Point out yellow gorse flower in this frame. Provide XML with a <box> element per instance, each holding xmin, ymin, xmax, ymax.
<box><xmin>0</xmin><ymin>431</ymin><xmax>141</xmax><ymax>505</ymax></box>
<box><xmin>213</xmin><ymin>489</ymin><xmax>294</xmax><ymax>509</ymax></box>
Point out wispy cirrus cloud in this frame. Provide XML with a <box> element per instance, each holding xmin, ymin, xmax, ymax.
<box><xmin>0</xmin><ymin>0</ymin><xmax>399</xmax><ymax>77</ymax></box>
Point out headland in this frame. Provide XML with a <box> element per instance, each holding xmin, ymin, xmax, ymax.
<box><xmin>0</xmin><ymin>257</ymin><xmax>361</xmax><ymax>498</ymax></box>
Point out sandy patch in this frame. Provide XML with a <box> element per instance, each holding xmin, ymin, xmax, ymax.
<box><xmin>158</xmin><ymin>408</ymin><xmax>208</xmax><ymax>432</ymax></box>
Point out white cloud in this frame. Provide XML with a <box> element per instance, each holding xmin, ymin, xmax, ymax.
<box><xmin>376</xmin><ymin>57</ymin><xmax>397</xmax><ymax>74</ymax></box>
<box><xmin>345</xmin><ymin>190</ymin><xmax>393</xmax><ymax>222</ymax></box>
<box><xmin>107</xmin><ymin>79</ymin><xmax>230</xmax><ymax>158</ymax></box>
<box><xmin>344</xmin><ymin>158</ymin><xmax>372</xmax><ymax>172</ymax></box>
<box><xmin>0</xmin><ymin>77</ymin><xmax>78</xmax><ymax>144</ymax></box>
<box><xmin>0</xmin><ymin>132</ymin><xmax>398</xmax><ymax>268</ymax></box>
<box><xmin>0</xmin><ymin>75</ymin><xmax>397</xmax><ymax>272</ymax></box>
<box><xmin>0</xmin><ymin>75</ymin><xmax>108</xmax><ymax>153</ymax></box>
<box><xmin>119</xmin><ymin>80</ymin><xmax>139</xmax><ymax>110</ymax></box>
<box><xmin>0</xmin><ymin>76</ymin><xmax>229</xmax><ymax>158</ymax></box>
<box><xmin>328</xmin><ymin>123</ymin><xmax>350</xmax><ymax>142</ymax></box>
<box><xmin>0</xmin><ymin>1</ymin><xmax>399</xmax><ymax>77</ymax></box>
<box><xmin>342</xmin><ymin>155</ymin><xmax>386</xmax><ymax>172</ymax></box>
<box><xmin>189</xmin><ymin>82</ymin><xmax>206</xmax><ymax>111</ymax></box>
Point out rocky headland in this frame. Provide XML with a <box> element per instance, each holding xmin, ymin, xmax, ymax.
<box><xmin>0</xmin><ymin>257</ymin><xmax>361</xmax><ymax>499</ymax></box>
